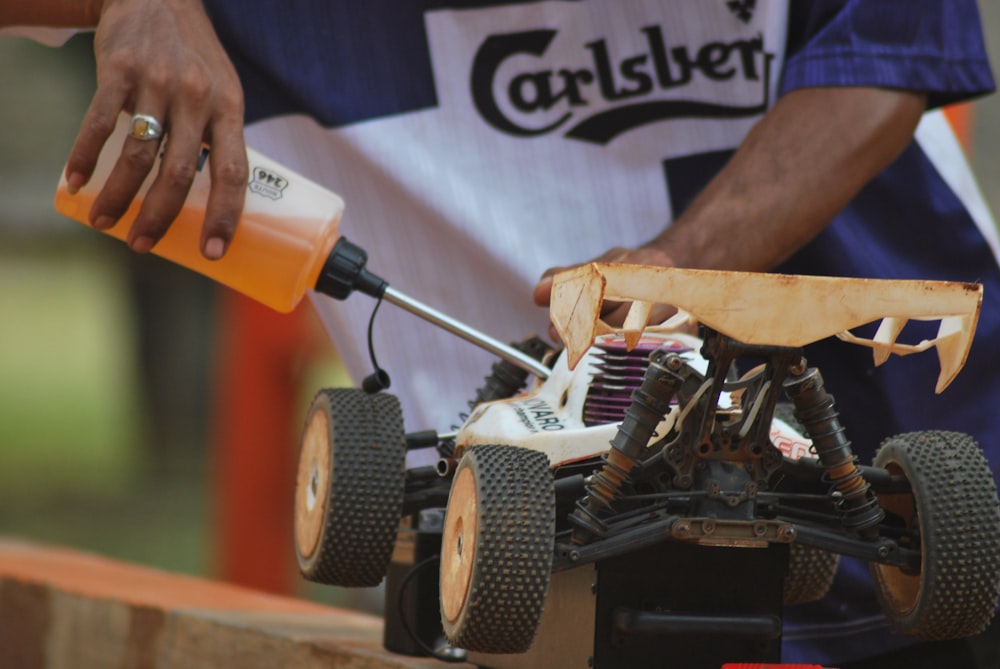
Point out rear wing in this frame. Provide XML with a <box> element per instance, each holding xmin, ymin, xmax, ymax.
<box><xmin>549</xmin><ymin>263</ymin><xmax>982</xmax><ymax>393</ymax></box>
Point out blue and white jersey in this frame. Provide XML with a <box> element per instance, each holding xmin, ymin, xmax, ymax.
<box><xmin>200</xmin><ymin>0</ymin><xmax>997</xmax><ymax>664</ymax></box>
<box><xmin>203</xmin><ymin>0</ymin><xmax>791</xmax><ymax>438</ymax></box>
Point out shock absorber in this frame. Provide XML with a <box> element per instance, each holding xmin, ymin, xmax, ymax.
<box><xmin>784</xmin><ymin>364</ymin><xmax>884</xmax><ymax>536</ymax></box>
<box><xmin>442</xmin><ymin>336</ymin><xmax>552</xmax><ymax>459</ymax></box>
<box><xmin>569</xmin><ymin>348</ymin><xmax>683</xmax><ymax>544</ymax></box>
<box><xmin>468</xmin><ymin>336</ymin><xmax>551</xmax><ymax>410</ymax></box>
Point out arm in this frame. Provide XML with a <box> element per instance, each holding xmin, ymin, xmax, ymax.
<box><xmin>534</xmin><ymin>85</ymin><xmax>927</xmax><ymax>323</ymax></box>
<box><xmin>4</xmin><ymin>0</ymin><xmax>248</xmax><ymax>260</ymax></box>
<box><xmin>646</xmin><ymin>85</ymin><xmax>926</xmax><ymax>272</ymax></box>
<box><xmin>0</xmin><ymin>2</ymin><xmax>101</xmax><ymax>26</ymax></box>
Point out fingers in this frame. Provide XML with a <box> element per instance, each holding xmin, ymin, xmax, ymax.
<box><xmin>70</xmin><ymin>0</ymin><xmax>246</xmax><ymax>258</ymax></box>
<box><xmin>535</xmin><ymin>244</ymin><xmax>679</xmax><ymax>340</ymax></box>
<box><xmin>602</xmin><ymin>301</ymin><xmax>678</xmax><ymax>328</ymax></box>
<box><xmin>126</xmin><ymin>107</ymin><xmax>202</xmax><ymax>252</ymax></box>
<box><xmin>65</xmin><ymin>85</ymin><xmax>129</xmax><ymax>198</ymax></box>
<box><xmin>532</xmin><ymin>247</ymin><xmax>632</xmax><ymax>307</ymax></box>
<box><xmin>201</xmin><ymin>116</ymin><xmax>248</xmax><ymax>259</ymax></box>
<box><xmin>85</xmin><ymin>100</ymin><xmax>167</xmax><ymax>242</ymax></box>
<box><xmin>532</xmin><ymin>269</ymin><xmax>564</xmax><ymax>307</ymax></box>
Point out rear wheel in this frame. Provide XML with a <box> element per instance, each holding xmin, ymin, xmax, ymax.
<box><xmin>440</xmin><ymin>445</ymin><xmax>555</xmax><ymax>653</ymax></box>
<box><xmin>870</xmin><ymin>430</ymin><xmax>1000</xmax><ymax>640</ymax></box>
<box><xmin>783</xmin><ymin>542</ymin><xmax>839</xmax><ymax>606</ymax></box>
<box><xmin>295</xmin><ymin>388</ymin><xmax>407</xmax><ymax>587</ymax></box>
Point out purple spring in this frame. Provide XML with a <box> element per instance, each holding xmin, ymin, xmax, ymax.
<box><xmin>582</xmin><ymin>336</ymin><xmax>691</xmax><ymax>426</ymax></box>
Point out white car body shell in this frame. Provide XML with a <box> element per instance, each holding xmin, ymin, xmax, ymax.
<box><xmin>455</xmin><ymin>331</ymin><xmax>813</xmax><ymax>468</ymax></box>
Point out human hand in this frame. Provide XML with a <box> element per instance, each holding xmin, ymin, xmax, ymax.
<box><xmin>65</xmin><ymin>0</ymin><xmax>247</xmax><ymax>259</ymax></box>
<box><xmin>533</xmin><ymin>245</ymin><xmax>678</xmax><ymax>341</ymax></box>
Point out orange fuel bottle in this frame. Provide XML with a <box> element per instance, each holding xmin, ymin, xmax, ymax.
<box><xmin>54</xmin><ymin>114</ymin><xmax>349</xmax><ymax>314</ymax></box>
<box><xmin>53</xmin><ymin>114</ymin><xmax>550</xmax><ymax>382</ymax></box>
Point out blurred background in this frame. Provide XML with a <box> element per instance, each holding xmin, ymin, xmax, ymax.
<box><xmin>1</xmin><ymin>6</ymin><xmax>1000</xmax><ymax>610</ymax></box>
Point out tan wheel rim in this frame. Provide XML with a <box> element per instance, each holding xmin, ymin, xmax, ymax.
<box><xmin>441</xmin><ymin>464</ymin><xmax>479</xmax><ymax>624</ymax></box>
<box><xmin>872</xmin><ymin>463</ymin><xmax>921</xmax><ymax>613</ymax></box>
<box><xmin>295</xmin><ymin>408</ymin><xmax>332</xmax><ymax>560</ymax></box>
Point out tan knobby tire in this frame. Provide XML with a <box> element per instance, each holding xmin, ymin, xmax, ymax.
<box><xmin>440</xmin><ymin>445</ymin><xmax>555</xmax><ymax>653</ymax></box>
<box><xmin>295</xmin><ymin>388</ymin><xmax>406</xmax><ymax>587</ymax></box>
<box><xmin>783</xmin><ymin>542</ymin><xmax>839</xmax><ymax>606</ymax></box>
<box><xmin>870</xmin><ymin>431</ymin><xmax>1000</xmax><ymax>640</ymax></box>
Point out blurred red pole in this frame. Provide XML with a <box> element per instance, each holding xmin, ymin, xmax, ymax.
<box><xmin>210</xmin><ymin>291</ymin><xmax>323</xmax><ymax>595</ymax></box>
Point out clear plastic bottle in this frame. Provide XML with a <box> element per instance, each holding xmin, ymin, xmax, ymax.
<box><xmin>54</xmin><ymin>114</ymin><xmax>345</xmax><ymax>313</ymax></box>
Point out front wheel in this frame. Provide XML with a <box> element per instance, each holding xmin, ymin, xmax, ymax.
<box><xmin>440</xmin><ymin>445</ymin><xmax>555</xmax><ymax>654</ymax></box>
<box><xmin>294</xmin><ymin>388</ymin><xmax>407</xmax><ymax>587</ymax></box>
<box><xmin>870</xmin><ymin>431</ymin><xmax>1000</xmax><ymax>640</ymax></box>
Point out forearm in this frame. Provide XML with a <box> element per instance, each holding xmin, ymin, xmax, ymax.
<box><xmin>0</xmin><ymin>0</ymin><xmax>103</xmax><ymax>27</ymax></box>
<box><xmin>650</xmin><ymin>86</ymin><xmax>927</xmax><ymax>272</ymax></box>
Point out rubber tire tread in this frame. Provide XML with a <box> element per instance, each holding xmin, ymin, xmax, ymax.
<box><xmin>297</xmin><ymin>388</ymin><xmax>406</xmax><ymax>587</ymax></box>
<box><xmin>783</xmin><ymin>542</ymin><xmax>839</xmax><ymax>606</ymax></box>
<box><xmin>443</xmin><ymin>445</ymin><xmax>555</xmax><ymax>654</ymax></box>
<box><xmin>870</xmin><ymin>430</ymin><xmax>1000</xmax><ymax>640</ymax></box>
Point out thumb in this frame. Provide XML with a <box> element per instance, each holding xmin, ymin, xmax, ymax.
<box><xmin>533</xmin><ymin>274</ymin><xmax>555</xmax><ymax>307</ymax></box>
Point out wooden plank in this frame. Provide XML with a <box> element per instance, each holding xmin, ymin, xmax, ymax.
<box><xmin>0</xmin><ymin>538</ymin><xmax>471</xmax><ymax>669</ymax></box>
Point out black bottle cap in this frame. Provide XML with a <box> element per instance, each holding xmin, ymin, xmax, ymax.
<box><xmin>315</xmin><ymin>237</ymin><xmax>387</xmax><ymax>301</ymax></box>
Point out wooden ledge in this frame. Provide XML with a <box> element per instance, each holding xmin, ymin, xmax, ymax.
<box><xmin>0</xmin><ymin>537</ymin><xmax>468</xmax><ymax>669</ymax></box>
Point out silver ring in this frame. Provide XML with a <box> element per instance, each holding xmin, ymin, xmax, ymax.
<box><xmin>129</xmin><ymin>113</ymin><xmax>164</xmax><ymax>141</ymax></box>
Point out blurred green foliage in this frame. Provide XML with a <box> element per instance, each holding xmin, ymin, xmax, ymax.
<box><xmin>0</xmin><ymin>242</ymin><xmax>142</xmax><ymax>496</ymax></box>
<box><xmin>0</xmin><ymin>33</ymin><xmax>212</xmax><ymax>575</ymax></box>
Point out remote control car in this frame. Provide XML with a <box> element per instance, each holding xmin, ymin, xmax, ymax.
<box><xmin>293</xmin><ymin>260</ymin><xmax>1000</xmax><ymax>659</ymax></box>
